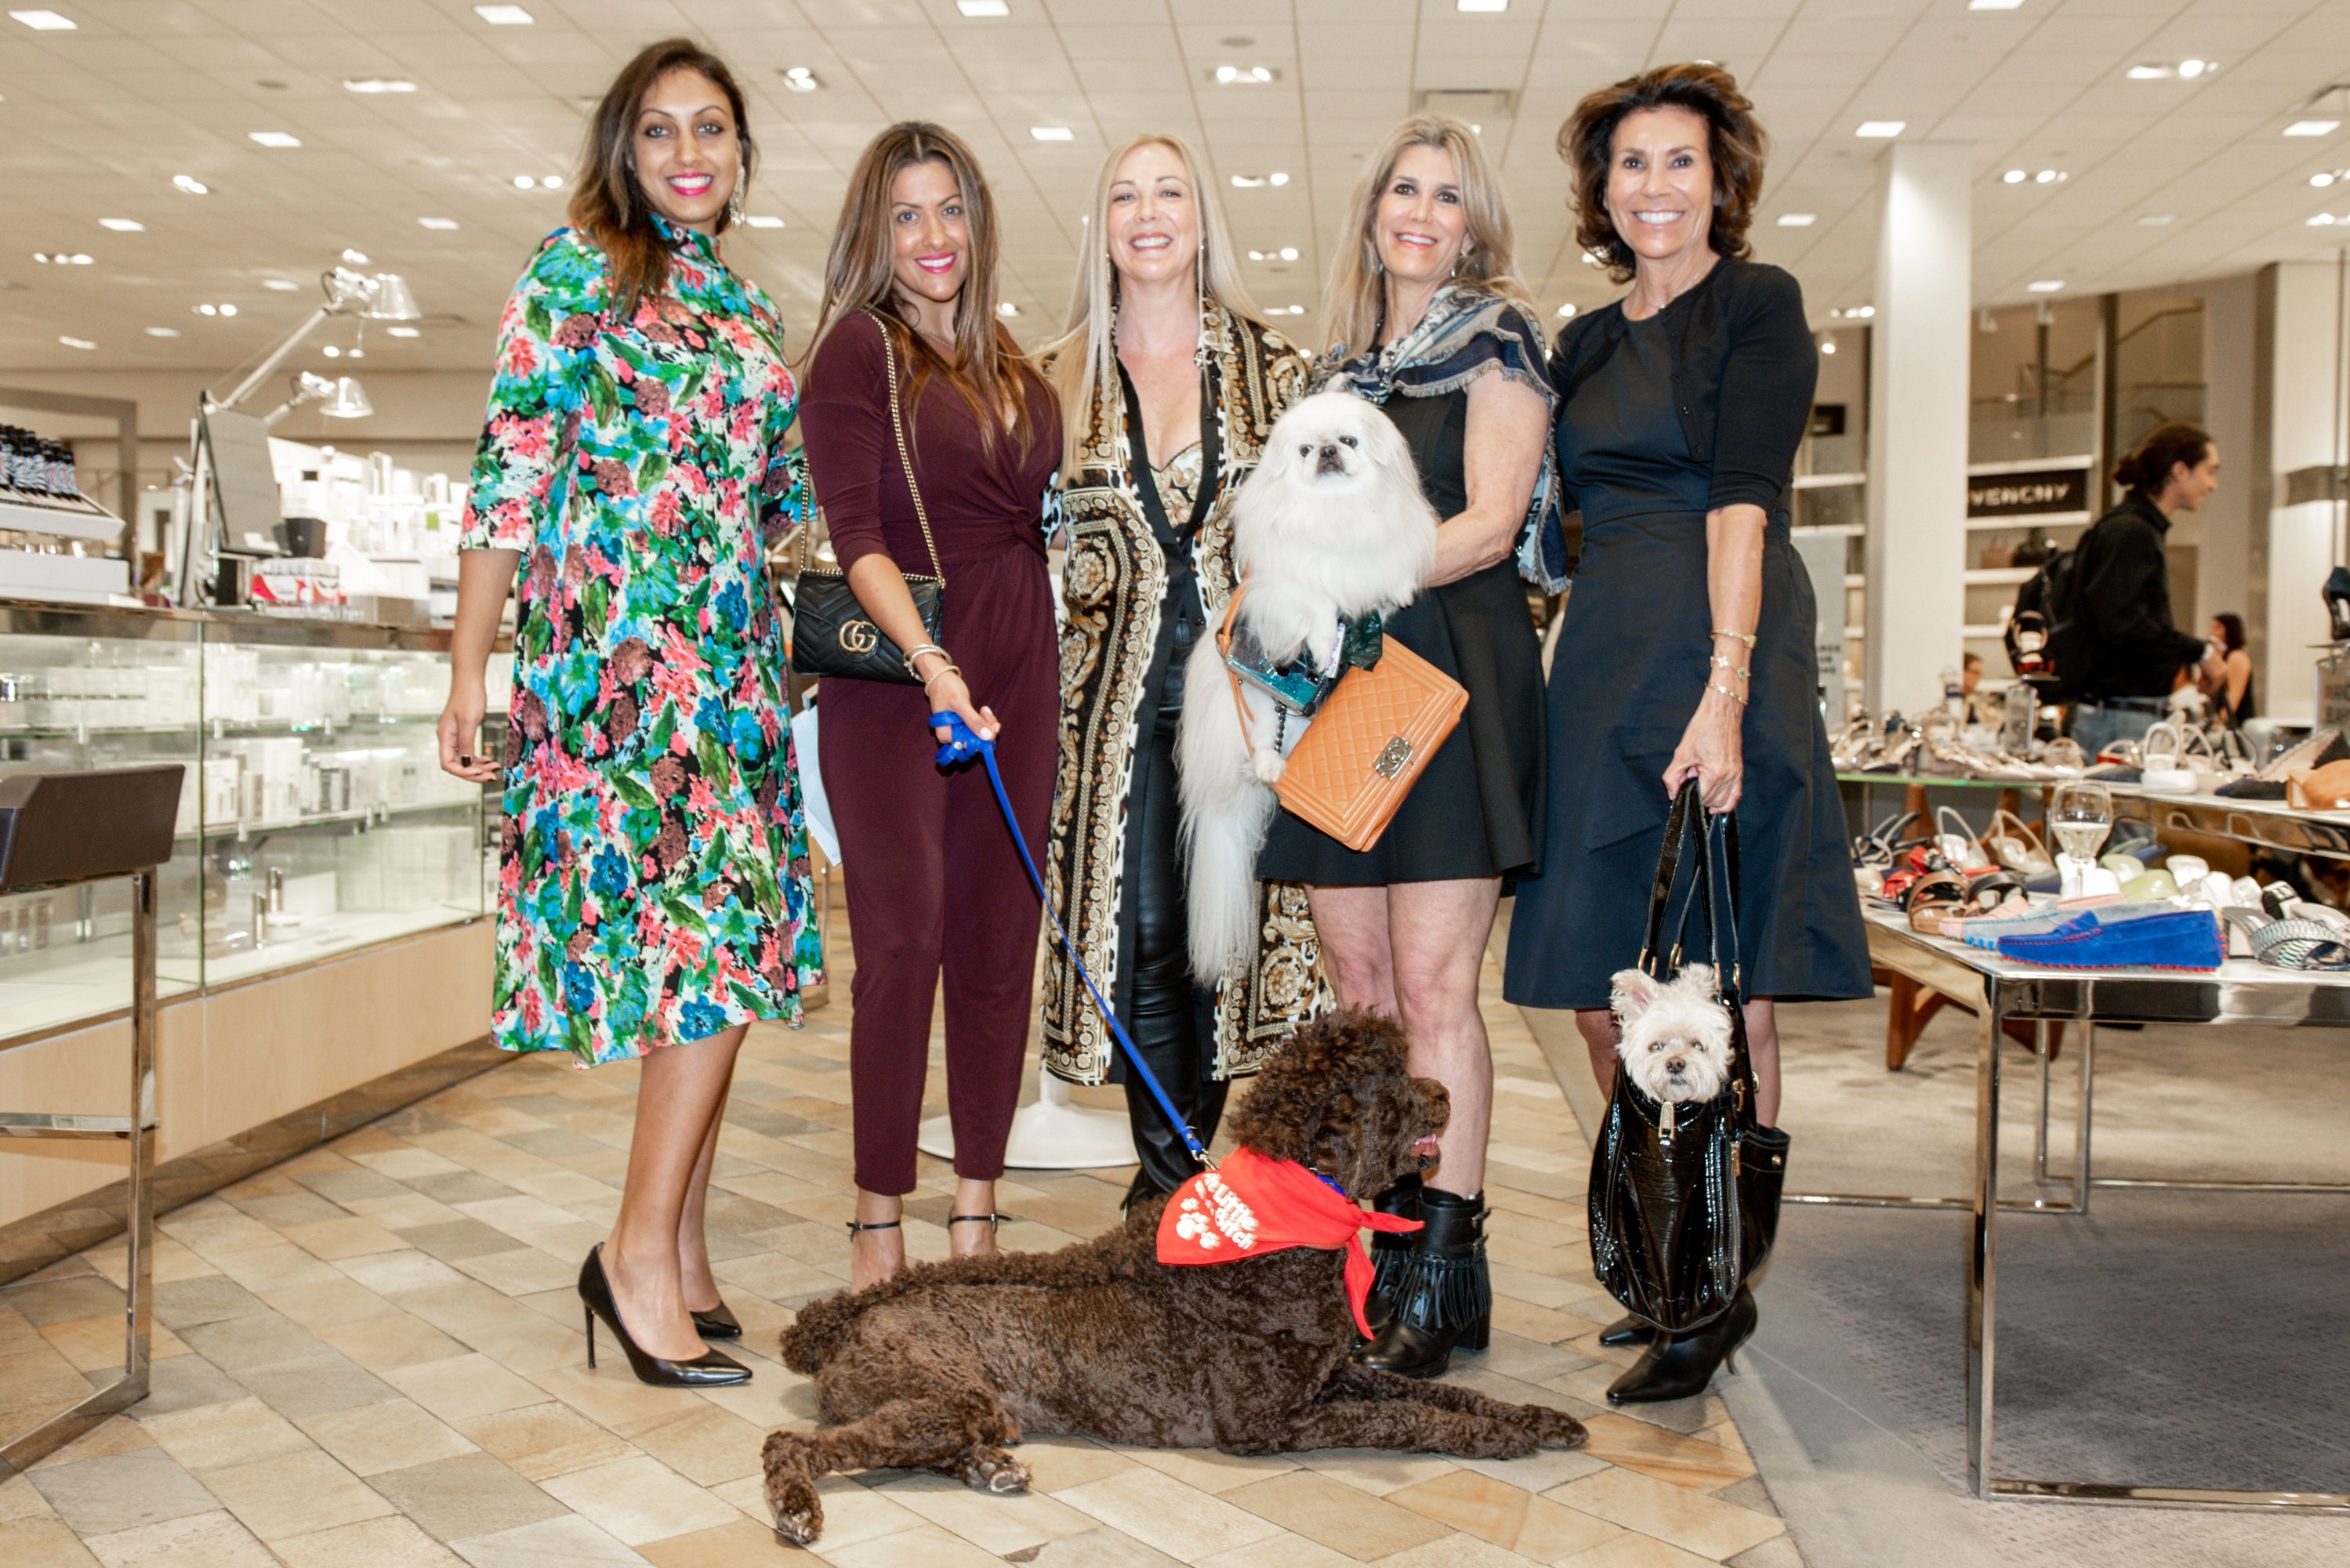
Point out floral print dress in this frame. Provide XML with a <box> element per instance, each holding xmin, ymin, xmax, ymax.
<box><xmin>459</xmin><ymin>220</ymin><xmax>821</xmax><ymax>1066</ymax></box>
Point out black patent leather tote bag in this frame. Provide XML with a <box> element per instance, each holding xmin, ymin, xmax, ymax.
<box><xmin>1587</xmin><ymin>780</ymin><xmax>1791</xmax><ymax>1335</ymax></box>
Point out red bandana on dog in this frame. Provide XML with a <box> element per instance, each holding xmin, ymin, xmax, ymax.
<box><xmin>1154</xmin><ymin>1147</ymin><xmax>1424</xmax><ymax>1336</ymax></box>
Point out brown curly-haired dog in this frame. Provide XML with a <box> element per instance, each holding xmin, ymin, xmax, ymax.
<box><xmin>763</xmin><ymin>1011</ymin><xmax>1586</xmax><ymax>1544</ymax></box>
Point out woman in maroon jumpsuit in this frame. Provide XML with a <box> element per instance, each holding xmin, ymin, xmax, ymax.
<box><xmin>800</xmin><ymin>122</ymin><xmax>1058</xmax><ymax>1288</ymax></box>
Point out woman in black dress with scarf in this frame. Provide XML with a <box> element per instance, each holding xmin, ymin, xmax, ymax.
<box><xmin>1260</xmin><ymin>114</ymin><xmax>1558</xmax><ymax>1380</ymax></box>
<box><xmin>1505</xmin><ymin>64</ymin><xmax>1869</xmax><ymax>1403</ymax></box>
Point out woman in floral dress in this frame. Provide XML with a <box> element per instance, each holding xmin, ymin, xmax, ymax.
<box><xmin>437</xmin><ymin>39</ymin><xmax>819</xmax><ymax>1386</ymax></box>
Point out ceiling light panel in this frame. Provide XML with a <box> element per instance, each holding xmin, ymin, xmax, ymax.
<box><xmin>98</xmin><ymin>217</ymin><xmax>143</xmax><ymax>231</ymax></box>
<box><xmin>956</xmin><ymin>0</ymin><xmax>1010</xmax><ymax>14</ymax></box>
<box><xmin>248</xmin><ymin>131</ymin><xmax>301</xmax><ymax>148</ymax></box>
<box><xmin>473</xmin><ymin>5</ymin><xmax>532</xmax><ymax>22</ymax></box>
<box><xmin>1855</xmin><ymin>121</ymin><xmax>1905</xmax><ymax>138</ymax></box>
<box><xmin>1777</xmin><ymin>212</ymin><xmax>1816</xmax><ymax>226</ymax></box>
<box><xmin>2025</xmin><ymin>279</ymin><xmax>2065</xmax><ymax>292</ymax></box>
<box><xmin>417</xmin><ymin>217</ymin><xmax>459</xmax><ymax>230</ymax></box>
<box><xmin>9</xmin><ymin>10</ymin><xmax>76</xmax><ymax>30</ymax></box>
<box><xmin>2285</xmin><ymin>121</ymin><xmax>2340</xmax><ymax>137</ymax></box>
<box><xmin>1029</xmin><ymin>125</ymin><xmax>1073</xmax><ymax>141</ymax></box>
<box><xmin>343</xmin><ymin>78</ymin><xmax>415</xmax><ymax>93</ymax></box>
<box><xmin>172</xmin><ymin>175</ymin><xmax>208</xmax><ymax>194</ymax></box>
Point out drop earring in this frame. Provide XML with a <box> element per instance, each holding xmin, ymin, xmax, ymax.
<box><xmin>726</xmin><ymin>177</ymin><xmax>746</xmax><ymax>230</ymax></box>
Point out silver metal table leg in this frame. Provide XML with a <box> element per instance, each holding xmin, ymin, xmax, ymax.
<box><xmin>2033</xmin><ymin>1021</ymin><xmax>2051</xmax><ymax>1184</ymax></box>
<box><xmin>1967</xmin><ymin>987</ymin><xmax>2002</xmax><ymax>1501</ymax></box>
<box><xmin>2074</xmin><ymin>1021</ymin><xmax>2094</xmax><ymax>1216</ymax></box>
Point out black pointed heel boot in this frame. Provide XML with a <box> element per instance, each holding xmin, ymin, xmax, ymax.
<box><xmin>1351</xmin><ymin>1186</ymin><xmax>1490</xmax><ymax>1380</ymax></box>
<box><xmin>1605</xmin><ymin>1287</ymin><xmax>1756</xmax><ymax>1406</ymax></box>
<box><xmin>1598</xmin><ymin>1313</ymin><xmax>1652</xmax><ymax>1349</ymax></box>
<box><xmin>578</xmin><ymin>1245</ymin><xmax>750</xmax><ymax>1388</ymax></box>
<box><xmin>1361</xmin><ymin>1175</ymin><xmax>1423</xmax><ymax>1338</ymax></box>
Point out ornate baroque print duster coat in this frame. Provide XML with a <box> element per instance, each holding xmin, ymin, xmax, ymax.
<box><xmin>460</xmin><ymin>222</ymin><xmax>823</xmax><ymax>1066</ymax></box>
<box><xmin>1041</xmin><ymin>304</ymin><xmax>1326</xmax><ymax>1085</ymax></box>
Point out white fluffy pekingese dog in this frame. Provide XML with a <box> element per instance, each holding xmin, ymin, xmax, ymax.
<box><xmin>1177</xmin><ymin>393</ymin><xmax>1438</xmax><ymax>983</ymax></box>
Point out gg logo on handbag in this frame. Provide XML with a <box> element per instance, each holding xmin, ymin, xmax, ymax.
<box><xmin>1373</xmin><ymin>737</ymin><xmax>1413</xmax><ymax>780</ymax></box>
<box><xmin>838</xmin><ymin>620</ymin><xmax>879</xmax><ymax>656</ymax></box>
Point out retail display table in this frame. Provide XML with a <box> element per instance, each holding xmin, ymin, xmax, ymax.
<box><xmin>2107</xmin><ymin>782</ymin><xmax>2350</xmax><ymax>861</ymax></box>
<box><xmin>1817</xmin><ymin>910</ymin><xmax>2350</xmax><ymax>1512</ymax></box>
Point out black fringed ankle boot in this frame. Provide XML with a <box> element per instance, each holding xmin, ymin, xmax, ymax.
<box><xmin>1351</xmin><ymin>1185</ymin><xmax>1490</xmax><ymax>1379</ymax></box>
<box><xmin>1361</xmin><ymin>1174</ymin><xmax>1423</xmax><ymax>1337</ymax></box>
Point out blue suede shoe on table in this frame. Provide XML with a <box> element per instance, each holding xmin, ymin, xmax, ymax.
<box><xmin>1963</xmin><ymin>910</ymin><xmax>2093</xmax><ymax>950</ymax></box>
<box><xmin>1996</xmin><ymin>907</ymin><xmax>2225</xmax><ymax>971</ymax></box>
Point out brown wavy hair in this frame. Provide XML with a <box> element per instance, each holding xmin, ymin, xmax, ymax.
<box><xmin>811</xmin><ymin>121</ymin><xmax>1041</xmax><ymax>460</ymax></box>
<box><xmin>568</xmin><ymin>38</ymin><xmax>753</xmax><ymax>323</ymax></box>
<box><xmin>1560</xmin><ymin>63</ymin><xmax>1768</xmax><ymax>285</ymax></box>
<box><xmin>2113</xmin><ymin>421</ymin><xmax>2214</xmax><ymax>495</ymax></box>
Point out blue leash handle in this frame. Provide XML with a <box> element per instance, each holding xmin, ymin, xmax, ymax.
<box><xmin>932</xmin><ymin>713</ymin><xmax>1213</xmax><ymax>1168</ymax></box>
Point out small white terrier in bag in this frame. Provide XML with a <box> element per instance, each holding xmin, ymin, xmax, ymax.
<box><xmin>1608</xmin><ymin>965</ymin><xmax>1735</xmax><ymax>1128</ymax></box>
<box><xmin>1177</xmin><ymin>393</ymin><xmax>1437</xmax><ymax>983</ymax></box>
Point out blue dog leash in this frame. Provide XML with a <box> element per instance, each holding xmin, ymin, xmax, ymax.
<box><xmin>932</xmin><ymin>712</ymin><xmax>1213</xmax><ymax>1169</ymax></box>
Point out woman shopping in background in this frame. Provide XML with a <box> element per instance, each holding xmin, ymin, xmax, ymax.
<box><xmin>437</xmin><ymin>39</ymin><xmax>821</xmax><ymax>1388</ymax></box>
<box><xmin>799</xmin><ymin>123</ymin><xmax>1059</xmax><ymax>1289</ymax></box>
<box><xmin>1260</xmin><ymin>114</ymin><xmax>1558</xmax><ymax>1379</ymax></box>
<box><xmin>1503</xmin><ymin>63</ymin><xmax>1871</xmax><ymax>1403</ymax></box>
<box><xmin>1040</xmin><ymin>134</ymin><xmax>1319</xmax><ymax>1206</ymax></box>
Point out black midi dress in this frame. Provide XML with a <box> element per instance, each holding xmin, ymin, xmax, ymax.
<box><xmin>1257</xmin><ymin>386</ymin><xmax>1547</xmax><ymax>887</ymax></box>
<box><xmin>1503</xmin><ymin>280</ymin><xmax>1870</xmax><ymax>1011</ymax></box>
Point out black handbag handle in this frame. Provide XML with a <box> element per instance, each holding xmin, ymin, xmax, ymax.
<box><xmin>1637</xmin><ymin>780</ymin><xmax>1704</xmax><ymax>977</ymax></box>
<box><xmin>1636</xmin><ymin>781</ymin><xmax>1764</xmax><ymax>1117</ymax></box>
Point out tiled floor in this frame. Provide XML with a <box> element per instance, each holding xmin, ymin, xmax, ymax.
<box><xmin>2</xmin><ymin>894</ymin><xmax>1798</xmax><ymax>1567</ymax></box>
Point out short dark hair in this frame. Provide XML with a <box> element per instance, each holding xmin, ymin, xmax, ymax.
<box><xmin>1560</xmin><ymin>63</ymin><xmax>1768</xmax><ymax>285</ymax></box>
<box><xmin>2112</xmin><ymin>421</ymin><xmax>2214</xmax><ymax>495</ymax></box>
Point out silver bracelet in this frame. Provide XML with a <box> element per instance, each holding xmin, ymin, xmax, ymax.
<box><xmin>901</xmin><ymin>643</ymin><xmax>949</xmax><ymax>679</ymax></box>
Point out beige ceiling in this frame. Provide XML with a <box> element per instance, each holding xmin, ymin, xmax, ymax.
<box><xmin>3</xmin><ymin>0</ymin><xmax>2349</xmax><ymax>388</ymax></box>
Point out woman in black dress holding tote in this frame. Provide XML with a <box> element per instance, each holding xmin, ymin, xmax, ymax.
<box><xmin>1504</xmin><ymin>64</ymin><xmax>1869</xmax><ymax>1403</ymax></box>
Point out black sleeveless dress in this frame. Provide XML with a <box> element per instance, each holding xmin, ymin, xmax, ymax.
<box><xmin>1503</xmin><ymin>308</ymin><xmax>1870</xmax><ymax>1010</ymax></box>
<box><xmin>1256</xmin><ymin>388</ymin><xmax>1547</xmax><ymax>887</ymax></box>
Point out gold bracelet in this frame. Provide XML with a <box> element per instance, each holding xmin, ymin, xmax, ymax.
<box><xmin>1711</xmin><ymin>627</ymin><xmax>1757</xmax><ymax>649</ymax></box>
<box><xmin>1707</xmin><ymin>679</ymin><xmax>1747</xmax><ymax>706</ymax></box>
<box><xmin>920</xmin><ymin>663</ymin><xmax>963</xmax><ymax>693</ymax></box>
<box><xmin>902</xmin><ymin>643</ymin><xmax>950</xmax><ymax>679</ymax></box>
<box><xmin>1710</xmin><ymin>654</ymin><xmax>1751</xmax><ymax>679</ymax></box>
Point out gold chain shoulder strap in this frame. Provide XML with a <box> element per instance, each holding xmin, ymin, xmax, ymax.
<box><xmin>865</xmin><ymin>308</ymin><xmax>946</xmax><ymax>585</ymax></box>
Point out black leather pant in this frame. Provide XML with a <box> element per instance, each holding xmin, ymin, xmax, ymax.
<box><xmin>1124</xmin><ymin>595</ymin><xmax>1228</xmax><ymax>1197</ymax></box>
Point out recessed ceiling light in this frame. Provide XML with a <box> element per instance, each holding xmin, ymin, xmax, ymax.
<box><xmin>417</xmin><ymin>217</ymin><xmax>459</xmax><ymax>230</ymax></box>
<box><xmin>262</xmin><ymin>278</ymin><xmax>296</xmax><ymax>290</ymax></box>
<box><xmin>512</xmin><ymin>175</ymin><xmax>534</xmax><ymax>189</ymax></box>
<box><xmin>473</xmin><ymin>4</ymin><xmax>532</xmax><ymax>22</ymax></box>
<box><xmin>2003</xmin><ymin>168</ymin><xmax>2027</xmax><ymax>183</ymax></box>
<box><xmin>321</xmin><ymin>344</ymin><xmax>339</xmax><ymax>357</ymax></box>
<box><xmin>781</xmin><ymin>67</ymin><xmax>818</xmax><ymax>92</ymax></box>
<box><xmin>542</xmin><ymin>174</ymin><xmax>562</xmax><ymax>189</ymax></box>
<box><xmin>343</xmin><ymin>78</ymin><xmax>416</xmax><ymax>93</ymax></box>
<box><xmin>1855</xmin><ymin>121</ymin><xmax>1905</xmax><ymax>138</ymax></box>
<box><xmin>2138</xmin><ymin>212</ymin><xmax>2176</xmax><ymax>226</ymax></box>
<box><xmin>1214</xmin><ymin>65</ymin><xmax>1276</xmax><ymax>85</ymax></box>
<box><xmin>2285</xmin><ymin>121</ymin><xmax>2340</xmax><ymax>137</ymax></box>
<box><xmin>59</xmin><ymin>335</ymin><xmax>96</xmax><ymax>349</ymax></box>
<box><xmin>2178</xmin><ymin>59</ymin><xmax>2211</xmax><ymax>78</ymax></box>
<box><xmin>145</xmin><ymin>326</ymin><xmax>180</xmax><ymax>338</ymax></box>
<box><xmin>99</xmin><ymin>217</ymin><xmax>143</xmax><ymax>232</ymax></box>
<box><xmin>2025</xmin><ymin>279</ymin><xmax>2065</xmax><ymax>293</ymax></box>
<box><xmin>2313</xmin><ymin>172</ymin><xmax>2338</xmax><ymax>188</ymax></box>
<box><xmin>172</xmin><ymin>175</ymin><xmax>209</xmax><ymax>195</ymax></box>
<box><xmin>1029</xmin><ymin>125</ymin><xmax>1073</xmax><ymax>141</ymax></box>
<box><xmin>248</xmin><ymin>131</ymin><xmax>301</xmax><ymax>148</ymax></box>
<box><xmin>1457</xmin><ymin>0</ymin><xmax>1509</xmax><ymax>11</ymax></box>
<box><xmin>341</xmin><ymin>248</ymin><xmax>370</xmax><ymax>264</ymax></box>
<box><xmin>190</xmin><ymin>302</ymin><xmax>238</xmax><ymax>316</ymax></box>
<box><xmin>956</xmin><ymin>0</ymin><xmax>1010</xmax><ymax>13</ymax></box>
<box><xmin>1555</xmin><ymin>302</ymin><xmax>1577</xmax><ymax>319</ymax></box>
<box><xmin>2035</xmin><ymin>168</ymin><xmax>2065</xmax><ymax>183</ymax></box>
<box><xmin>387</xmin><ymin>325</ymin><xmax>420</xmax><ymax>338</ymax></box>
<box><xmin>2309</xmin><ymin>213</ymin><xmax>2342</xmax><ymax>226</ymax></box>
<box><xmin>1967</xmin><ymin>0</ymin><xmax>2024</xmax><ymax>9</ymax></box>
<box><xmin>997</xmin><ymin>301</ymin><xmax>1019</xmax><ymax>317</ymax></box>
<box><xmin>34</xmin><ymin>251</ymin><xmax>93</xmax><ymax>265</ymax></box>
<box><xmin>742</xmin><ymin>214</ymin><xmax>785</xmax><ymax>228</ymax></box>
<box><xmin>9</xmin><ymin>10</ymin><xmax>78</xmax><ymax>31</ymax></box>
<box><xmin>1775</xmin><ymin>212</ymin><xmax>1817</xmax><ymax>227</ymax></box>
<box><xmin>1845</xmin><ymin>305</ymin><xmax>1875</xmax><ymax>319</ymax></box>
<box><xmin>2127</xmin><ymin>64</ymin><xmax>2172</xmax><ymax>80</ymax></box>
<box><xmin>1267</xmin><ymin>305</ymin><xmax>1305</xmax><ymax>316</ymax></box>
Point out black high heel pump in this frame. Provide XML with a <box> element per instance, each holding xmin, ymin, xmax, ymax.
<box><xmin>1605</xmin><ymin>1287</ymin><xmax>1756</xmax><ymax>1405</ymax></box>
<box><xmin>578</xmin><ymin>1245</ymin><xmax>749</xmax><ymax>1387</ymax></box>
<box><xmin>690</xmin><ymin>1302</ymin><xmax>742</xmax><ymax>1340</ymax></box>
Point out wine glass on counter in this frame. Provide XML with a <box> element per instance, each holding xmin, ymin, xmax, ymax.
<box><xmin>2050</xmin><ymin>780</ymin><xmax>2112</xmax><ymax>898</ymax></box>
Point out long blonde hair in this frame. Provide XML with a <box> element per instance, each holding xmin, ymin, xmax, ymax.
<box><xmin>1049</xmin><ymin>133</ymin><xmax>1264</xmax><ymax>474</ymax></box>
<box><xmin>1321</xmin><ymin>114</ymin><xmax>1533</xmax><ymax>357</ymax></box>
<box><xmin>811</xmin><ymin>121</ymin><xmax>1040</xmax><ymax>457</ymax></box>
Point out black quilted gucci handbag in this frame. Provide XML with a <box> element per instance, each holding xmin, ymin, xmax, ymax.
<box><xmin>1587</xmin><ymin>780</ymin><xmax>1792</xmax><ymax>1334</ymax></box>
<box><xmin>790</xmin><ymin>310</ymin><xmax>944</xmax><ymax>684</ymax></box>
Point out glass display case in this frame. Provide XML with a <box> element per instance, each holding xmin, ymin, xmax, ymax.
<box><xmin>0</xmin><ymin>603</ymin><xmax>506</xmax><ymax>1042</ymax></box>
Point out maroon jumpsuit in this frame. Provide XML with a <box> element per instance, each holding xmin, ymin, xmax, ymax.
<box><xmin>800</xmin><ymin>313</ymin><xmax>1060</xmax><ymax>1195</ymax></box>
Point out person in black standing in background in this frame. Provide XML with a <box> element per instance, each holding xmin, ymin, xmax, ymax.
<box><xmin>2065</xmin><ymin>422</ymin><xmax>2226</xmax><ymax>759</ymax></box>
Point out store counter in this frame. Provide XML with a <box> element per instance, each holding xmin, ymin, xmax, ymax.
<box><xmin>0</xmin><ymin>599</ymin><xmax>510</xmax><ymax>1280</ymax></box>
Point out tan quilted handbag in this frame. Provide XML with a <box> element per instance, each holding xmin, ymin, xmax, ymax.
<box><xmin>1218</xmin><ymin>587</ymin><xmax>1468</xmax><ymax>853</ymax></box>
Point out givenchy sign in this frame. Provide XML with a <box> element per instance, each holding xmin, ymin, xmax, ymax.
<box><xmin>1967</xmin><ymin>466</ymin><xmax>2087</xmax><ymax>518</ymax></box>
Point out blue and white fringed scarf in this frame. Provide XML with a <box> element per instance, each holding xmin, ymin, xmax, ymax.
<box><xmin>1316</xmin><ymin>285</ymin><xmax>1569</xmax><ymax>593</ymax></box>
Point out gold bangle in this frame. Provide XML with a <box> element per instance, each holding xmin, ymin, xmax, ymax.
<box><xmin>1710</xmin><ymin>654</ymin><xmax>1750</xmax><ymax>679</ymax></box>
<box><xmin>1711</xmin><ymin>627</ymin><xmax>1757</xmax><ymax>649</ymax></box>
<box><xmin>920</xmin><ymin>664</ymin><xmax>963</xmax><ymax>693</ymax></box>
<box><xmin>1707</xmin><ymin>680</ymin><xmax>1747</xmax><ymax>707</ymax></box>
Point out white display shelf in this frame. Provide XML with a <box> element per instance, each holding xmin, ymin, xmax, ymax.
<box><xmin>1964</xmin><ymin>567</ymin><xmax>2039</xmax><ymax>586</ymax></box>
<box><xmin>0</xmin><ymin>550</ymin><xmax>129</xmax><ymax>604</ymax></box>
<box><xmin>194</xmin><ymin>903</ymin><xmax>486</xmax><ymax>990</ymax></box>
<box><xmin>0</xmin><ymin>493</ymin><xmax>124</xmax><ymax>544</ymax></box>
